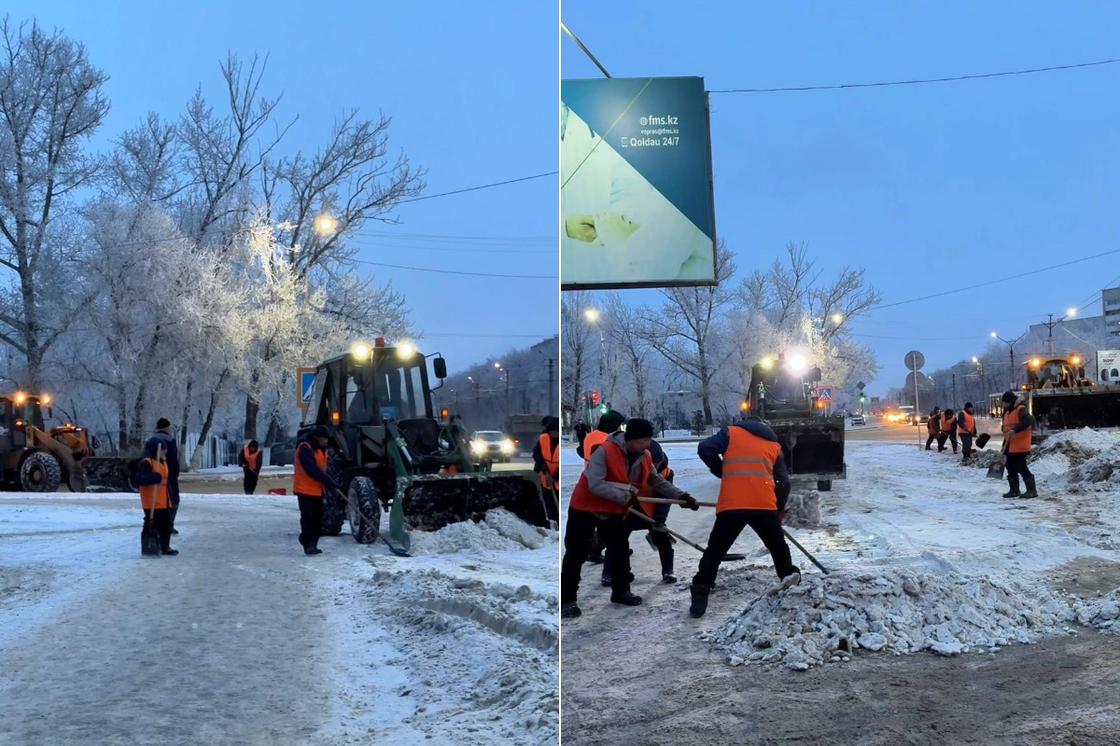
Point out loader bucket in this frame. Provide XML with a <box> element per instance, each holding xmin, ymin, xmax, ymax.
<box><xmin>399</xmin><ymin>472</ymin><xmax>550</xmax><ymax>532</ymax></box>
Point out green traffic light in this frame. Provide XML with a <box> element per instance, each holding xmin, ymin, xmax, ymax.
<box><xmin>599</xmin><ymin>404</ymin><xmax>608</xmax><ymax>413</ymax></box>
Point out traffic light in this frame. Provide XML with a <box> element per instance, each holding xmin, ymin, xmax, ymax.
<box><xmin>599</xmin><ymin>403</ymin><xmax>608</xmax><ymax>414</ymax></box>
<box><xmin>590</xmin><ymin>390</ymin><xmax>600</xmax><ymax>406</ymax></box>
<box><xmin>859</xmin><ymin>394</ymin><xmax>867</xmax><ymax>404</ymax></box>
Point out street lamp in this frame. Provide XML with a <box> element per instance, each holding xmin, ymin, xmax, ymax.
<box><xmin>313</xmin><ymin>213</ymin><xmax>339</xmax><ymax>235</ymax></box>
<box><xmin>1043</xmin><ymin>307</ymin><xmax>1079</xmax><ymax>356</ymax></box>
<box><xmin>583</xmin><ymin>306</ymin><xmax>606</xmax><ymax>393</ymax></box>
<box><xmin>990</xmin><ymin>331</ymin><xmax>1020</xmax><ymax>389</ymax></box>
<box><xmin>830</xmin><ymin>313</ymin><xmax>843</xmax><ymax>325</ymax></box>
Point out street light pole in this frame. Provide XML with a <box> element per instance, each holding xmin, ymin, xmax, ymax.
<box><xmin>991</xmin><ymin>332</ymin><xmax>1018</xmax><ymax>389</ymax></box>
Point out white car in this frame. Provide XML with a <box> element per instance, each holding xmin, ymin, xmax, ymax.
<box><xmin>469</xmin><ymin>430</ymin><xmax>516</xmax><ymax>463</ymax></box>
<box><xmin>850</xmin><ymin>414</ymin><xmax>865</xmax><ymax>426</ymax></box>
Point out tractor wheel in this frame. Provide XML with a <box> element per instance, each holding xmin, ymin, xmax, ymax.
<box><xmin>817</xmin><ymin>480</ymin><xmax>832</xmax><ymax>492</ymax></box>
<box><xmin>20</xmin><ymin>452</ymin><xmax>62</xmax><ymax>493</ymax></box>
<box><xmin>347</xmin><ymin>477</ymin><xmax>381</xmax><ymax>544</ymax></box>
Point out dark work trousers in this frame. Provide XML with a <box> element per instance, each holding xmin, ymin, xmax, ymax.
<box><xmin>562</xmin><ymin>507</ymin><xmax>632</xmax><ymax>602</ymax></box>
<box><xmin>297</xmin><ymin>495</ymin><xmax>324</xmax><ymax>550</ymax></box>
<box><xmin>960</xmin><ymin>434</ymin><xmax>974</xmax><ymax>461</ymax></box>
<box><xmin>168</xmin><ymin>483</ymin><xmax>181</xmax><ymax>530</ymax></box>
<box><xmin>243</xmin><ymin>468</ymin><xmax>260</xmax><ymax>495</ymax></box>
<box><xmin>1005</xmin><ymin>452</ymin><xmax>1033</xmax><ymax>493</ymax></box>
<box><xmin>142</xmin><ymin>509</ymin><xmax>174</xmax><ymax>552</ymax></box>
<box><xmin>936</xmin><ymin>432</ymin><xmax>948</xmax><ymax>451</ymax></box>
<box><xmin>925</xmin><ymin>432</ymin><xmax>939</xmax><ymax>450</ymax></box>
<box><xmin>602</xmin><ymin>513</ymin><xmax>668</xmax><ymax>581</ymax></box>
<box><xmin>943</xmin><ymin>431</ymin><xmax>958</xmax><ymax>453</ymax></box>
<box><xmin>693</xmin><ymin>510</ymin><xmax>798</xmax><ymax>588</ymax></box>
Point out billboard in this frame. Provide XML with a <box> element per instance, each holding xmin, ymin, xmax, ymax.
<box><xmin>560</xmin><ymin>76</ymin><xmax>717</xmax><ymax>289</ymax></box>
<box><xmin>1097</xmin><ymin>350</ymin><xmax>1120</xmax><ymax>383</ymax></box>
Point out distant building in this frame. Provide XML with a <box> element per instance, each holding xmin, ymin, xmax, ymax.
<box><xmin>1104</xmin><ymin>286</ymin><xmax>1120</xmax><ymax>337</ymax></box>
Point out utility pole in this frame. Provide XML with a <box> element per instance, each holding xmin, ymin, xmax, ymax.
<box><xmin>951</xmin><ymin>372</ymin><xmax>957</xmax><ymax>409</ymax></box>
<box><xmin>547</xmin><ymin>358</ymin><xmax>555</xmax><ymax>416</ymax></box>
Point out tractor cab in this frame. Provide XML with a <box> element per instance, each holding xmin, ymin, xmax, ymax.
<box><xmin>1025</xmin><ymin>355</ymin><xmax>1090</xmax><ymax>390</ymax></box>
<box><xmin>0</xmin><ymin>392</ymin><xmax>49</xmax><ymax>451</ymax></box>
<box><xmin>748</xmin><ymin>356</ymin><xmax>823</xmax><ymax>420</ymax></box>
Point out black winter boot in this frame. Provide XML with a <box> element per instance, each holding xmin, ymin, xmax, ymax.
<box><xmin>561</xmin><ymin>602</ymin><xmax>582</xmax><ymax>618</ymax></box>
<box><xmin>1022</xmin><ymin>475</ymin><xmax>1038</xmax><ymax>499</ymax></box>
<box><xmin>689</xmin><ymin>583</ymin><xmax>711</xmax><ymax>618</ymax></box>
<box><xmin>610</xmin><ymin>591</ymin><xmax>642</xmax><ymax>606</ymax></box>
<box><xmin>1003</xmin><ymin>475</ymin><xmax>1021</xmax><ymax>498</ymax></box>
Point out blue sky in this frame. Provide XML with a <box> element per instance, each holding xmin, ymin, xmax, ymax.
<box><xmin>561</xmin><ymin>1</ymin><xmax>1120</xmax><ymax>393</ymax></box>
<box><xmin>7</xmin><ymin>0</ymin><xmax>557</xmax><ymax>371</ymax></box>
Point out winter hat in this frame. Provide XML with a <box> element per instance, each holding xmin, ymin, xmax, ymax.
<box><xmin>155</xmin><ymin>417</ymin><xmax>172</xmax><ymax>430</ymax></box>
<box><xmin>964</xmin><ymin>402</ymin><xmax>974</xmax><ymax>411</ymax></box>
<box><xmin>623</xmin><ymin>418</ymin><xmax>654</xmax><ymax>441</ymax></box>
<box><xmin>596</xmin><ymin>410</ymin><xmax>626</xmax><ymax>433</ymax></box>
<box><xmin>248</xmin><ymin>439</ymin><xmax>259</xmax><ymax>449</ymax></box>
<box><xmin>309</xmin><ymin>425</ymin><xmax>330</xmax><ymax>439</ymax></box>
<box><xmin>1001</xmin><ymin>391</ymin><xmax>1017</xmax><ymax>405</ymax></box>
<box><xmin>542</xmin><ymin>416</ymin><xmax>560</xmax><ymax>432</ymax></box>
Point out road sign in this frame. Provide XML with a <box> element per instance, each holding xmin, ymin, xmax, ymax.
<box><xmin>817</xmin><ymin>386</ymin><xmax>834</xmax><ymax>401</ymax></box>
<box><xmin>856</xmin><ymin>381</ymin><xmax>866</xmax><ymax>390</ymax></box>
<box><xmin>297</xmin><ymin>367</ymin><xmax>316</xmax><ymax>410</ymax></box>
<box><xmin>904</xmin><ymin>350</ymin><xmax>925</xmax><ymax>372</ymax></box>
<box><xmin>905</xmin><ymin>371</ymin><xmax>933</xmax><ymax>391</ymax></box>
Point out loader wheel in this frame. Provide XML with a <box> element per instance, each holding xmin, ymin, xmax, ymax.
<box><xmin>347</xmin><ymin>477</ymin><xmax>381</xmax><ymax>544</ymax></box>
<box><xmin>817</xmin><ymin>480</ymin><xmax>832</xmax><ymax>492</ymax></box>
<box><xmin>20</xmin><ymin>452</ymin><xmax>62</xmax><ymax>493</ymax></box>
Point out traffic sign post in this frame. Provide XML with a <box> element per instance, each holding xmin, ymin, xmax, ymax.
<box><xmin>905</xmin><ymin>351</ymin><xmax>924</xmax><ymax>450</ymax></box>
<box><xmin>297</xmin><ymin>367</ymin><xmax>316</xmax><ymax>412</ymax></box>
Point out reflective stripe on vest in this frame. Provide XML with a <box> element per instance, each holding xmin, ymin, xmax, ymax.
<box><xmin>139</xmin><ymin>458</ymin><xmax>170</xmax><ymax>511</ymax></box>
<box><xmin>569</xmin><ymin>439</ymin><xmax>650</xmax><ymax>516</ymax></box>
<box><xmin>717</xmin><ymin>426</ymin><xmax>781</xmax><ymax>512</ymax></box>
<box><xmin>959</xmin><ymin>411</ymin><xmax>976</xmax><ymax>436</ymax></box>
<box><xmin>582</xmin><ymin>430</ymin><xmax>608</xmax><ymax>468</ymax></box>
<box><xmin>1002</xmin><ymin>405</ymin><xmax>1032</xmax><ymax>454</ymax></box>
<box><xmin>293</xmin><ymin>442</ymin><xmax>328</xmax><ymax>497</ymax></box>
<box><xmin>243</xmin><ymin>446</ymin><xmax>261</xmax><ymax>472</ymax></box>
<box><xmin>539</xmin><ymin>434</ymin><xmax>558</xmax><ymax>475</ymax></box>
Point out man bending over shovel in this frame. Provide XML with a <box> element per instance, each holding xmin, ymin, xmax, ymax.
<box><xmin>690</xmin><ymin>415</ymin><xmax>798</xmax><ymax>618</ymax></box>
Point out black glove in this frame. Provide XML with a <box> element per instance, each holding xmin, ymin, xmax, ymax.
<box><xmin>679</xmin><ymin>493</ymin><xmax>699</xmax><ymax>511</ymax></box>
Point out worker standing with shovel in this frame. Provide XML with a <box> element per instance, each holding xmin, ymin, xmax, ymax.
<box><xmin>135</xmin><ymin>440</ymin><xmax>178</xmax><ymax>556</ymax></box>
<box><xmin>690</xmin><ymin>415</ymin><xmax>798</xmax><ymax>618</ymax></box>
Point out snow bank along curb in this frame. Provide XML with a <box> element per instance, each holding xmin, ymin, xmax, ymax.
<box><xmin>968</xmin><ymin>428</ymin><xmax>1120</xmax><ymax>486</ymax></box>
<box><xmin>407</xmin><ymin>508</ymin><xmax>556</xmax><ymax>555</ymax></box>
<box><xmin>704</xmin><ymin>568</ymin><xmax>1120</xmax><ymax>671</ymax></box>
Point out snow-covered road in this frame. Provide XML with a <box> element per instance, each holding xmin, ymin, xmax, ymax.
<box><xmin>0</xmin><ymin>493</ymin><xmax>557</xmax><ymax>745</ymax></box>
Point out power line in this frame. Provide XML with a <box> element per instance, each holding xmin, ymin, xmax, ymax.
<box><xmin>355</xmin><ymin>230</ymin><xmax>553</xmax><ymax>243</ymax></box>
<box><xmin>396</xmin><ymin>171</ymin><xmax>556</xmax><ymax>204</ymax></box>
<box><xmin>869</xmin><ymin>248</ymin><xmax>1120</xmax><ymax>312</ymax></box>
<box><xmin>350</xmin><ymin>239</ymin><xmax>553</xmax><ymax>256</ymax></box>
<box><xmin>351</xmin><ymin>258</ymin><xmax>554</xmax><ymax>279</ymax></box>
<box><xmin>710</xmin><ymin>56</ymin><xmax>1120</xmax><ymax>94</ymax></box>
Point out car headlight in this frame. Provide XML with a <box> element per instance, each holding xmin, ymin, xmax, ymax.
<box><xmin>470</xmin><ymin>440</ymin><xmax>486</xmax><ymax>454</ymax></box>
<box><xmin>500</xmin><ymin>439</ymin><xmax>515</xmax><ymax>454</ymax></box>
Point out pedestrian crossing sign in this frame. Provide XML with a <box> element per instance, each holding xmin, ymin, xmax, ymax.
<box><xmin>817</xmin><ymin>386</ymin><xmax>834</xmax><ymax>401</ymax></box>
<box><xmin>297</xmin><ymin>368</ymin><xmax>316</xmax><ymax>409</ymax></box>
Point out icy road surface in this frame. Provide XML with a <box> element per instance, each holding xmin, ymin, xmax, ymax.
<box><xmin>0</xmin><ymin>493</ymin><xmax>557</xmax><ymax>745</ymax></box>
<box><xmin>560</xmin><ymin>439</ymin><xmax>1120</xmax><ymax>745</ymax></box>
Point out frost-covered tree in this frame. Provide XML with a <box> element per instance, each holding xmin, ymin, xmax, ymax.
<box><xmin>0</xmin><ymin>19</ymin><xmax>109</xmax><ymax>387</ymax></box>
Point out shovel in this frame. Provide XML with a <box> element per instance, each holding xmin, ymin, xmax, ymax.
<box><xmin>627</xmin><ymin>507</ymin><xmax>746</xmax><ymax>561</ymax></box>
<box><xmin>987</xmin><ymin>440</ymin><xmax>1008</xmax><ymax>479</ymax></box>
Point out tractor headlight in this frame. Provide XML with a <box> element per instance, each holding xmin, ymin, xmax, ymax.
<box><xmin>500</xmin><ymin>439</ymin><xmax>515</xmax><ymax>454</ymax></box>
<box><xmin>470</xmin><ymin>439</ymin><xmax>486</xmax><ymax>454</ymax></box>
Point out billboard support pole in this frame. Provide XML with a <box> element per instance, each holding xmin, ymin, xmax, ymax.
<box><xmin>560</xmin><ymin>22</ymin><xmax>612</xmax><ymax>78</ymax></box>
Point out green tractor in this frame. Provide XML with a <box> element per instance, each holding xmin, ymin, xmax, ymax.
<box><xmin>302</xmin><ymin>340</ymin><xmax>555</xmax><ymax>555</ymax></box>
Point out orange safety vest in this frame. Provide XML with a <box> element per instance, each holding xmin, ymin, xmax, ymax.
<box><xmin>717</xmin><ymin>426</ymin><xmax>782</xmax><ymax>512</ymax></box>
<box><xmin>959</xmin><ymin>410</ymin><xmax>976</xmax><ymax>436</ymax></box>
<box><xmin>1002</xmin><ymin>405</ymin><xmax>1032</xmax><ymax>454</ymax></box>
<box><xmin>582</xmin><ymin>430</ymin><xmax>609</xmax><ymax>468</ymax></box>
<box><xmin>570</xmin><ymin>438</ymin><xmax>651</xmax><ymax>516</ymax></box>
<box><xmin>242</xmin><ymin>445</ymin><xmax>261</xmax><ymax>472</ymax></box>
<box><xmin>139</xmin><ymin>458</ymin><xmax>170</xmax><ymax>511</ymax></box>
<box><xmin>941</xmin><ymin>413</ymin><xmax>956</xmax><ymax>433</ymax></box>
<box><xmin>538</xmin><ymin>433</ymin><xmax>558</xmax><ymax>489</ymax></box>
<box><xmin>293</xmin><ymin>442</ymin><xmax>329</xmax><ymax>497</ymax></box>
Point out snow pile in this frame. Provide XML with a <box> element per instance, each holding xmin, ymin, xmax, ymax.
<box><xmin>707</xmin><ymin>569</ymin><xmax>1077</xmax><ymax>671</ymax></box>
<box><xmin>1072</xmin><ymin>589</ymin><xmax>1120</xmax><ymax>634</ymax></box>
<box><xmin>408</xmin><ymin>509</ymin><xmax>555</xmax><ymax>554</ymax></box>
<box><xmin>783</xmin><ymin>491</ymin><xmax>821</xmax><ymax>529</ymax></box>
<box><xmin>1035</xmin><ymin>428</ymin><xmax>1120</xmax><ymax>465</ymax></box>
<box><xmin>365</xmin><ymin>566</ymin><xmax>557</xmax><ymax>740</ymax></box>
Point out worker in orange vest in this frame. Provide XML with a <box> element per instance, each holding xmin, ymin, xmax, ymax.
<box><xmin>690</xmin><ymin>415</ymin><xmax>796</xmax><ymax>618</ymax></box>
<box><xmin>1000</xmin><ymin>391</ymin><xmax>1037</xmax><ymax>498</ymax></box>
<box><xmin>135</xmin><ymin>437</ymin><xmax>178</xmax><ymax>556</ymax></box>
<box><xmin>925</xmin><ymin>407</ymin><xmax>941</xmax><ymax>450</ymax></box>
<box><xmin>958</xmin><ymin>403</ymin><xmax>978</xmax><ymax>463</ymax></box>
<box><xmin>532</xmin><ymin>417</ymin><xmax>559</xmax><ymax>492</ymax></box>
<box><xmin>939</xmin><ymin>409</ymin><xmax>959</xmax><ymax>453</ymax></box>
<box><xmin>561</xmin><ymin>418</ymin><xmax>698</xmax><ymax>618</ymax></box>
<box><xmin>239</xmin><ymin>439</ymin><xmax>263</xmax><ymax>494</ymax></box>
<box><xmin>575</xmin><ymin>409</ymin><xmax>625</xmax><ymax>565</ymax></box>
<box><xmin>292</xmin><ymin>425</ymin><xmax>340</xmax><ymax>555</ymax></box>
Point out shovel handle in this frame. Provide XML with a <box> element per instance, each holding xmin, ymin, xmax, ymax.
<box><xmin>626</xmin><ymin>508</ymin><xmax>708</xmax><ymax>553</ymax></box>
<box><xmin>782</xmin><ymin>527</ymin><xmax>830</xmax><ymax>575</ymax></box>
<box><xmin>638</xmin><ymin>497</ymin><xmax>718</xmax><ymax>508</ymax></box>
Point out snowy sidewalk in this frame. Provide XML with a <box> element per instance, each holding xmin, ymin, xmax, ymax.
<box><xmin>0</xmin><ymin>495</ymin><xmax>558</xmax><ymax>745</ymax></box>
